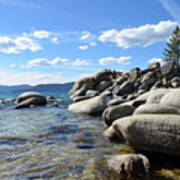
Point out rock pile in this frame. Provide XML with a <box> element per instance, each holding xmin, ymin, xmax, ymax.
<box><xmin>69</xmin><ymin>61</ymin><xmax>180</xmax><ymax>171</ymax></box>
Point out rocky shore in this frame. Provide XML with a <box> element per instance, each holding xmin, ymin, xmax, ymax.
<box><xmin>68</xmin><ymin>61</ymin><xmax>180</xmax><ymax>179</ymax></box>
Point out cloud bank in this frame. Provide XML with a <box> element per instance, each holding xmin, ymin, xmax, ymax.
<box><xmin>99</xmin><ymin>20</ymin><xmax>178</xmax><ymax>48</ymax></box>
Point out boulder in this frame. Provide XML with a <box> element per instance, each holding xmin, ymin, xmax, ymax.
<box><xmin>171</xmin><ymin>77</ymin><xmax>180</xmax><ymax>88</ymax></box>
<box><xmin>73</xmin><ymin>96</ymin><xmax>91</xmax><ymax>102</ymax></box>
<box><xmin>108</xmin><ymin>97</ymin><xmax>126</xmax><ymax>106</ymax></box>
<box><xmin>15</xmin><ymin>97</ymin><xmax>47</xmax><ymax>109</ymax></box>
<box><xmin>161</xmin><ymin>61</ymin><xmax>175</xmax><ymax>76</ymax></box>
<box><xmin>102</xmin><ymin>105</ymin><xmax>135</xmax><ymax>126</ymax></box>
<box><xmin>146</xmin><ymin>88</ymin><xmax>170</xmax><ymax>104</ymax></box>
<box><xmin>68</xmin><ymin>94</ymin><xmax>112</xmax><ymax>115</ymax></box>
<box><xmin>128</xmin><ymin>67</ymin><xmax>141</xmax><ymax>81</ymax></box>
<box><xmin>94</xmin><ymin>69</ymin><xmax>116</xmax><ymax>84</ymax></box>
<box><xmin>113</xmin><ymin>81</ymin><xmax>134</xmax><ymax>96</ymax></box>
<box><xmin>113</xmin><ymin>115</ymin><xmax>180</xmax><ymax>156</ymax></box>
<box><xmin>96</xmin><ymin>81</ymin><xmax>112</xmax><ymax>92</ymax></box>
<box><xmin>86</xmin><ymin>90</ymin><xmax>99</xmax><ymax>97</ymax></box>
<box><xmin>69</xmin><ymin>76</ymin><xmax>95</xmax><ymax>95</ymax></box>
<box><xmin>103</xmin><ymin>126</ymin><xmax>119</xmax><ymax>140</ymax></box>
<box><xmin>160</xmin><ymin>89</ymin><xmax>180</xmax><ymax>108</ymax></box>
<box><xmin>71</xmin><ymin>84</ymin><xmax>90</xmax><ymax>99</ymax></box>
<box><xmin>148</xmin><ymin>62</ymin><xmax>160</xmax><ymax>71</ymax></box>
<box><xmin>150</xmin><ymin>80</ymin><xmax>163</xmax><ymax>90</ymax></box>
<box><xmin>141</xmin><ymin>71</ymin><xmax>157</xmax><ymax>90</ymax></box>
<box><xmin>106</xmin><ymin>154</ymin><xmax>150</xmax><ymax>179</ymax></box>
<box><xmin>115</xmin><ymin>74</ymin><xmax>128</xmax><ymax>86</ymax></box>
<box><xmin>135</xmin><ymin>88</ymin><xmax>169</xmax><ymax>102</ymax></box>
<box><xmin>16</xmin><ymin>92</ymin><xmax>47</xmax><ymax>104</ymax></box>
<box><xmin>134</xmin><ymin>104</ymin><xmax>180</xmax><ymax>115</ymax></box>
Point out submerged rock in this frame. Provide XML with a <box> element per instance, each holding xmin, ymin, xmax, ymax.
<box><xmin>106</xmin><ymin>154</ymin><xmax>150</xmax><ymax>179</ymax></box>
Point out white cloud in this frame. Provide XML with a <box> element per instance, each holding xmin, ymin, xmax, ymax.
<box><xmin>9</xmin><ymin>64</ymin><xmax>17</xmax><ymax>68</ymax></box>
<box><xmin>51</xmin><ymin>37</ymin><xmax>60</xmax><ymax>44</ymax></box>
<box><xmin>23</xmin><ymin>57</ymin><xmax>90</xmax><ymax>68</ymax></box>
<box><xmin>70</xmin><ymin>59</ymin><xmax>91</xmax><ymax>66</ymax></box>
<box><xmin>148</xmin><ymin>58</ymin><xmax>163</xmax><ymax>64</ymax></box>
<box><xmin>80</xmin><ymin>31</ymin><xmax>92</xmax><ymax>40</ymax></box>
<box><xmin>0</xmin><ymin>36</ymin><xmax>42</xmax><ymax>54</ymax></box>
<box><xmin>50</xmin><ymin>57</ymin><xmax>69</xmax><ymax>65</ymax></box>
<box><xmin>99</xmin><ymin>20</ymin><xmax>178</xmax><ymax>48</ymax></box>
<box><xmin>78</xmin><ymin>45</ymin><xmax>89</xmax><ymax>50</ymax></box>
<box><xmin>26</xmin><ymin>57</ymin><xmax>69</xmax><ymax>68</ymax></box>
<box><xmin>27</xmin><ymin>58</ymin><xmax>50</xmax><ymax>67</ymax></box>
<box><xmin>99</xmin><ymin>56</ymin><xmax>131</xmax><ymax>66</ymax></box>
<box><xmin>32</xmin><ymin>30</ymin><xmax>51</xmax><ymax>39</ymax></box>
<box><xmin>158</xmin><ymin>0</ymin><xmax>180</xmax><ymax>22</ymax></box>
<box><xmin>89</xmin><ymin>42</ymin><xmax>97</xmax><ymax>47</ymax></box>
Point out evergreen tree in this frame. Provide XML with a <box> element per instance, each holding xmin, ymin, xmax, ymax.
<box><xmin>163</xmin><ymin>26</ymin><xmax>180</xmax><ymax>70</ymax></box>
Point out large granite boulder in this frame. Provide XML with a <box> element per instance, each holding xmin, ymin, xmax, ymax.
<box><xmin>73</xmin><ymin>96</ymin><xmax>91</xmax><ymax>102</ymax></box>
<box><xmin>71</xmin><ymin>84</ymin><xmax>90</xmax><ymax>99</ymax></box>
<box><xmin>96</xmin><ymin>81</ymin><xmax>112</xmax><ymax>92</ymax></box>
<box><xmin>171</xmin><ymin>77</ymin><xmax>180</xmax><ymax>88</ymax></box>
<box><xmin>15</xmin><ymin>92</ymin><xmax>47</xmax><ymax>109</ymax></box>
<box><xmin>113</xmin><ymin>81</ymin><xmax>134</xmax><ymax>96</ymax></box>
<box><xmin>161</xmin><ymin>61</ymin><xmax>175</xmax><ymax>76</ymax></box>
<box><xmin>135</xmin><ymin>88</ymin><xmax>169</xmax><ymax>102</ymax></box>
<box><xmin>112</xmin><ymin>115</ymin><xmax>180</xmax><ymax>156</ymax></box>
<box><xmin>128</xmin><ymin>67</ymin><xmax>141</xmax><ymax>81</ymax></box>
<box><xmin>134</xmin><ymin>104</ymin><xmax>180</xmax><ymax>115</ymax></box>
<box><xmin>108</xmin><ymin>97</ymin><xmax>126</xmax><ymax>106</ymax></box>
<box><xmin>86</xmin><ymin>90</ymin><xmax>99</xmax><ymax>97</ymax></box>
<box><xmin>103</xmin><ymin>105</ymin><xmax>135</xmax><ymax>126</ymax></box>
<box><xmin>106</xmin><ymin>154</ymin><xmax>150</xmax><ymax>179</ymax></box>
<box><xmin>148</xmin><ymin>62</ymin><xmax>160</xmax><ymax>71</ymax></box>
<box><xmin>146</xmin><ymin>89</ymin><xmax>170</xmax><ymax>104</ymax></box>
<box><xmin>68</xmin><ymin>94</ymin><xmax>112</xmax><ymax>115</ymax></box>
<box><xmin>140</xmin><ymin>71</ymin><xmax>157</xmax><ymax>90</ymax></box>
<box><xmin>69</xmin><ymin>76</ymin><xmax>95</xmax><ymax>95</ymax></box>
<box><xmin>94</xmin><ymin>69</ymin><xmax>116</xmax><ymax>84</ymax></box>
<box><xmin>115</xmin><ymin>74</ymin><xmax>128</xmax><ymax>86</ymax></box>
<box><xmin>160</xmin><ymin>89</ymin><xmax>180</xmax><ymax>108</ymax></box>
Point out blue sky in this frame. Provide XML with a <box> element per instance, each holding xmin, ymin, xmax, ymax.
<box><xmin>0</xmin><ymin>0</ymin><xmax>179</xmax><ymax>85</ymax></box>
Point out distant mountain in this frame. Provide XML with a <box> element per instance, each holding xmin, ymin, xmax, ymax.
<box><xmin>28</xmin><ymin>82</ymin><xmax>74</xmax><ymax>92</ymax></box>
<box><xmin>0</xmin><ymin>85</ymin><xmax>32</xmax><ymax>93</ymax></box>
<box><xmin>0</xmin><ymin>82</ymin><xmax>74</xmax><ymax>93</ymax></box>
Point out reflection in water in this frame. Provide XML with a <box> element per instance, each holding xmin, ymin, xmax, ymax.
<box><xmin>0</xmin><ymin>100</ymin><xmax>179</xmax><ymax>180</ymax></box>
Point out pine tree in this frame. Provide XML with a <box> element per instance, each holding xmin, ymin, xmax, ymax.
<box><xmin>163</xmin><ymin>26</ymin><xmax>180</xmax><ymax>70</ymax></box>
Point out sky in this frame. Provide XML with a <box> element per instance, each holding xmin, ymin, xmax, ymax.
<box><xmin>0</xmin><ymin>0</ymin><xmax>179</xmax><ymax>85</ymax></box>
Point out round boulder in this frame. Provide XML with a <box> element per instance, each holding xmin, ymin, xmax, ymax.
<box><xmin>160</xmin><ymin>89</ymin><xmax>180</xmax><ymax>108</ymax></box>
<box><xmin>15</xmin><ymin>97</ymin><xmax>47</xmax><ymax>109</ymax></box>
<box><xmin>15</xmin><ymin>92</ymin><xmax>47</xmax><ymax>109</ymax></box>
<box><xmin>113</xmin><ymin>114</ymin><xmax>180</xmax><ymax>156</ymax></box>
<box><xmin>68</xmin><ymin>94</ymin><xmax>112</xmax><ymax>116</ymax></box>
<box><xmin>16</xmin><ymin>92</ymin><xmax>47</xmax><ymax>104</ymax></box>
<box><xmin>134</xmin><ymin>104</ymin><xmax>180</xmax><ymax>115</ymax></box>
<box><xmin>102</xmin><ymin>105</ymin><xmax>135</xmax><ymax>126</ymax></box>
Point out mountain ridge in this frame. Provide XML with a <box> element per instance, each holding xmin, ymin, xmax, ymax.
<box><xmin>0</xmin><ymin>82</ymin><xmax>74</xmax><ymax>93</ymax></box>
